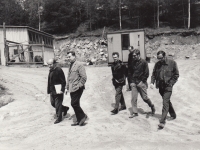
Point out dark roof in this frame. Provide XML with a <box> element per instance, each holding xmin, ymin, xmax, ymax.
<box><xmin>0</xmin><ymin>26</ymin><xmax>54</xmax><ymax>38</ymax></box>
<box><xmin>107</xmin><ymin>29</ymin><xmax>145</xmax><ymax>34</ymax></box>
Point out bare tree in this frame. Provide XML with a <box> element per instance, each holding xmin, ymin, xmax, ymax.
<box><xmin>119</xmin><ymin>0</ymin><xmax>122</xmax><ymax>30</ymax></box>
<box><xmin>188</xmin><ymin>0</ymin><xmax>190</xmax><ymax>29</ymax></box>
<box><xmin>157</xmin><ymin>0</ymin><xmax>160</xmax><ymax>28</ymax></box>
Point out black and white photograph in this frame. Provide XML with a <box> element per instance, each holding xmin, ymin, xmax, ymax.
<box><xmin>0</xmin><ymin>0</ymin><xmax>200</xmax><ymax>149</ymax></box>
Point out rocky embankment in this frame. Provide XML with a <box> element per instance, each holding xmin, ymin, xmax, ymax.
<box><xmin>54</xmin><ymin>30</ymin><xmax>200</xmax><ymax>65</ymax></box>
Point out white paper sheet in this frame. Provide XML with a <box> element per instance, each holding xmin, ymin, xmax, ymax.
<box><xmin>54</xmin><ymin>84</ymin><xmax>61</xmax><ymax>94</ymax></box>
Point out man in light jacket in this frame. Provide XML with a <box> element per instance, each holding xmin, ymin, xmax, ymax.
<box><xmin>66</xmin><ymin>51</ymin><xmax>87</xmax><ymax>126</ymax></box>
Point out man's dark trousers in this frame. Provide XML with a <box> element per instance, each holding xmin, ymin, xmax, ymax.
<box><xmin>159</xmin><ymin>82</ymin><xmax>176</xmax><ymax>123</ymax></box>
<box><xmin>50</xmin><ymin>93</ymin><xmax>68</xmax><ymax>120</ymax></box>
<box><xmin>115</xmin><ymin>85</ymin><xmax>126</xmax><ymax>109</ymax></box>
<box><xmin>70</xmin><ymin>87</ymin><xmax>85</xmax><ymax>123</ymax></box>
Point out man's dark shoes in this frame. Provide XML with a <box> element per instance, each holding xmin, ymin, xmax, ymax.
<box><xmin>111</xmin><ymin>108</ymin><xmax>118</xmax><ymax>114</ymax></box>
<box><xmin>79</xmin><ymin>114</ymin><xmax>88</xmax><ymax>126</ymax></box>
<box><xmin>129</xmin><ymin>113</ymin><xmax>138</xmax><ymax>118</ymax></box>
<box><xmin>119</xmin><ymin>107</ymin><xmax>126</xmax><ymax>111</ymax></box>
<box><xmin>158</xmin><ymin>123</ymin><xmax>165</xmax><ymax>129</ymax></box>
<box><xmin>54</xmin><ymin>119</ymin><xmax>62</xmax><ymax>124</ymax></box>
<box><xmin>151</xmin><ymin>105</ymin><xmax>156</xmax><ymax>115</ymax></box>
<box><xmin>63</xmin><ymin>107</ymin><xmax>69</xmax><ymax>116</ymax></box>
<box><xmin>71</xmin><ymin>122</ymin><xmax>79</xmax><ymax>126</ymax></box>
<box><xmin>168</xmin><ymin>116</ymin><xmax>176</xmax><ymax>121</ymax></box>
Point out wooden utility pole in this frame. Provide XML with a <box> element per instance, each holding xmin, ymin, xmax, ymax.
<box><xmin>188</xmin><ymin>0</ymin><xmax>190</xmax><ymax>29</ymax></box>
<box><xmin>42</xmin><ymin>41</ymin><xmax>45</xmax><ymax>64</ymax></box>
<box><xmin>119</xmin><ymin>0</ymin><xmax>122</xmax><ymax>30</ymax></box>
<box><xmin>182</xmin><ymin>0</ymin><xmax>186</xmax><ymax>28</ymax></box>
<box><xmin>3</xmin><ymin>22</ymin><xmax>7</xmax><ymax>65</ymax></box>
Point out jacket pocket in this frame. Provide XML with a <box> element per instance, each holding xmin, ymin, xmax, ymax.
<box><xmin>165</xmin><ymin>86</ymin><xmax>172</xmax><ymax>92</ymax></box>
<box><xmin>165</xmin><ymin>69</ymin><xmax>172</xmax><ymax>77</ymax></box>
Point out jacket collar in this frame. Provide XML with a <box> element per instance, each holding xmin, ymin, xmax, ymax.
<box><xmin>69</xmin><ymin>60</ymin><xmax>77</xmax><ymax>73</ymax></box>
<box><xmin>113</xmin><ymin>59</ymin><xmax>122</xmax><ymax>64</ymax></box>
<box><xmin>49</xmin><ymin>66</ymin><xmax>57</xmax><ymax>72</ymax></box>
<box><xmin>163</xmin><ymin>57</ymin><xmax>169</xmax><ymax>65</ymax></box>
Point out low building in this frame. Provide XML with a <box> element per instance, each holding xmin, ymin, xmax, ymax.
<box><xmin>106</xmin><ymin>29</ymin><xmax>145</xmax><ymax>65</ymax></box>
<box><xmin>0</xmin><ymin>26</ymin><xmax>55</xmax><ymax>65</ymax></box>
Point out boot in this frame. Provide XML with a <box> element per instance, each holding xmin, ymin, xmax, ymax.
<box><xmin>151</xmin><ymin>104</ymin><xmax>156</xmax><ymax>115</ymax></box>
<box><xmin>111</xmin><ymin>108</ymin><xmax>118</xmax><ymax>114</ymax></box>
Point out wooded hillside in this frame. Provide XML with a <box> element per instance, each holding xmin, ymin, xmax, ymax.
<box><xmin>1</xmin><ymin>0</ymin><xmax>200</xmax><ymax>34</ymax></box>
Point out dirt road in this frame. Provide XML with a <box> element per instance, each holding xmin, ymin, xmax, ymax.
<box><xmin>0</xmin><ymin>60</ymin><xmax>200</xmax><ymax>150</ymax></box>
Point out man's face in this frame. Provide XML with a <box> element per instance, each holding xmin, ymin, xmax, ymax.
<box><xmin>157</xmin><ymin>54</ymin><xmax>165</xmax><ymax>62</ymax></box>
<box><xmin>47</xmin><ymin>60</ymin><xmax>56</xmax><ymax>69</ymax></box>
<box><xmin>112</xmin><ymin>54</ymin><xmax>119</xmax><ymax>62</ymax></box>
<box><xmin>65</xmin><ymin>55</ymin><xmax>69</xmax><ymax>62</ymax></box>
<box><xmin>67</xmin><ymin>53</ymin><xmax>76</xmax><ymax>63</ymax></box>
<box><xmin>132</xmin><ymin>53</ymin><xmax>139</xmax><ymax>61</ymax></box>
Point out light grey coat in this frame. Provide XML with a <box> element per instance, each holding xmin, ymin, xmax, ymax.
<box><xmin>66</xmin><ymin>61</ymin><xmax>87</xmax><ymax>93</ymax></box>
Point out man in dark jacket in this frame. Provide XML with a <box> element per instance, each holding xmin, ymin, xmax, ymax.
<box><xmin>47</xmin><ymin>58</ymin><xmax>69</xmax><ymax>124</ymax></box>
<box><xmin>128</xmin><ymin>49</ymin><xmax>155</xmax><ymax>118</ymax></box>
<box><xmin>150</xmin><ymin>51</ymin><xmax>179</xmax><ymax>129</ymax></box>
<box><xmin>111</xmin><ymin>52</ymin><xmax>127</xmax><ymax>114</ymax></box>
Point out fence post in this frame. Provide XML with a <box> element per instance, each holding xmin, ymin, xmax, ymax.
<box><xmin>42</xmin><ymin>41</ymin><xmax>44</xmax><ymax>65</ymax></box>
<box><xmin>3</xmin><ymin>22</ymin><xmax>7</xmax><ymax>66</ymax></box>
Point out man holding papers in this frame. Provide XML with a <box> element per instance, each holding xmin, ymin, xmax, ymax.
<box><xmin>47</xmin><ymin>58</ymin><xmax>69</xmax><ymax>124</ymax></box>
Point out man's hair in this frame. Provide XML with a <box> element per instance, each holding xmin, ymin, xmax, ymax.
<box><xmin>128</xmin><ymin>46</ymin><xmax>134</xmax><ymax>49</ymax></box>
<box><xmin>157</xmin><ymin>51</ymin><xmax>166</xmax><ymax>57</ymax></box>
<box><xmin>132</xmin><ymin>49</ymin><xmax>140</xmax><ymax>56</ymax></box>
<box><xmin>67</xmin><ymin>51</ymin><xmax>76</xmax><ymax>56</ymax></box>
<box><xmin>112</xmin><ymin>52</ymin><xmax>119</xmax><ymax>57</ymax></box>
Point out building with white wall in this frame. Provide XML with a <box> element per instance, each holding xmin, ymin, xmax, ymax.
<box><xmin>0</xmin><ymin>26</ymin><xmax>55</xmax><ymax>65</ymax></box>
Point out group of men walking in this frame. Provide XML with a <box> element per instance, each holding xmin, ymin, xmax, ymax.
<box><xmin>46</xmin><ymin>47</ymin><xmax>179</xmax><ymax>129</ymax></box>
<box><xmin>111</xmin><ymin>46</ymin><xmax>179</xmax><ymax>129</ymax></box>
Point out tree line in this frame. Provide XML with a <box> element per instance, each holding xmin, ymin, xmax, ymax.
<box><xmin>0</xmin><ymin>0</ymin><xmax>200</xmax><ymax>34</ymax></box>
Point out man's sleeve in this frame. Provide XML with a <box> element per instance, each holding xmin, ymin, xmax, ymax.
<box><xmin>169</xmin><ymin>61</ymin><xmax>179</xmax><ymax>86</ymax></box>
<box><xmin>47</xmin><ymin>74</ymin><xmax>50</xmax><ymax>94</ymax></box>
<box><xmin>151</xmin><ymin>63</ymin><xmax>157</xmax><ymax>84</ymax></box>
<box><xmin>57</xmin><ymin>68</ymin><xmax>66</xmax><ymax>92</ymax></box>
<box><xmin>123</xmin><ymin>64</ymin><xmax>128</xmax><ymax>77</ymax></box>
<box><xmin>78</xmin><ymin>64</ymin><xmax>87</xmax><ymax>88</ymax></box>
<box><xmin>141</xmin><ymin>61</ymin><xmax>149</xmax><ymax>82</ymax></box>
<box><xmin>66</xmin><ymin>71</ymin><xmax>69</xmax><ymax>90</ymax></box>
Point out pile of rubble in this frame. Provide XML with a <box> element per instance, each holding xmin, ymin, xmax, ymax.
<box><xmin>54</xmin><ymin>37</ymin><xmax>108</xmax><ymax>65</ymax></box>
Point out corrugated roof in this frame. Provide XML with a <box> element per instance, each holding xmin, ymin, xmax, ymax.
<box><xmin>107</xmin><ymin>29</ymin><xmax>145</xmax><ymax>34</ymax></box>
<box><xmin>0</xmin><ymin>25</ymin><xmax>54</xmax><ymax>38</ymax></box>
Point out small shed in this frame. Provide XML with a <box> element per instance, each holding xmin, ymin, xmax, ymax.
<box><xmin>107</xmin><ymin>29</ymin><xmax>145</xmax><ymax>65</ymax></box>
<box><xmin>0</xmin><ymin>25</ymin><xmax>55</xmax><ymax>65</ymax></box>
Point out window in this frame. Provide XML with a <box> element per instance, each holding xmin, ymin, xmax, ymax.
<box><xmin>32</xmin><ymin>33</ymin><xmax>36</xmax><ymax>43</ymax></box>
<box><xmin>121</xmin><ymin>34</ymin><xmax>130</xmax><ymax>50</ymax></box>
<box><xmin>28</xmin><ymin>32</ymin><xmax>33</xmax><ymax>42</ymax></box>
<box><xmin>14</xmin><ymin>49</ymin><xmax>18</xmax><ymax>55</ymax></box>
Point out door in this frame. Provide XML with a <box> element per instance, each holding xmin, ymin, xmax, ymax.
<box><xmin>129</xmin><ymin>31</ymin><xmax>145</xmax><ymax>59</ymax></box>
<box><xmin>121</xmin><ymin>33</ymin><xmax>130</xmax><ymax>63</ymax></box>
<box><xmin>107</xmin><ymin>34</ymin><xmax>122</xmax><ymax>64</ymax></box>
